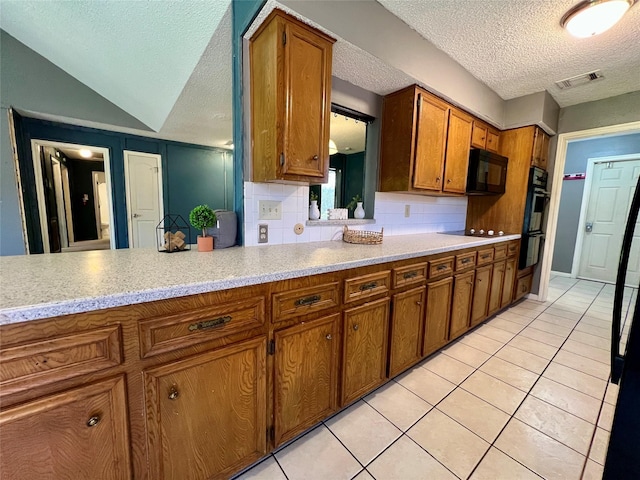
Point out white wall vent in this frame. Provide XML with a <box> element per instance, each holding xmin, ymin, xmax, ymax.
<box><xmin>555</xmin><ymin>70</ymin><xmax>604</xmax><ymax>90</ymax></box>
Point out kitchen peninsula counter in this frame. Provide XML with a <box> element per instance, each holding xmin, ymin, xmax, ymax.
<box><xmin>0</xmin><ymin>232</ymin><xmax>519</xmax><ymax>324</ymax></box>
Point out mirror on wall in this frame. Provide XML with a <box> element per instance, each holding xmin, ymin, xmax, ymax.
<box><xmin>311</xmin><ymin>104</ymin><xmax>374</xmax><ymax>219</ymax></box>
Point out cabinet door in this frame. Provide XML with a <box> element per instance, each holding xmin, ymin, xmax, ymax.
<box><xmin>274</xmin><ymin>314</ymin><xmax>339</xmax><ymax>446</ymax></box>
<box><xmin>501</xmin><ymin>257</ymin><xmax>517</xmax><ymax>309</ymax></box>
<box><xmin>389</xmin><ymin>286</ymin><xmax>425</xmax><ymax>377</ymax></box>
<box><xmin>443</xmin><ymin>108</ymin><xmax>473</xmax><ymax>194</ymax></box>
<box><xmin>282</xmin><ymin>21</ymin><xmax>332</xmax><ymax>180</ymax></box>
<box><xmin>488</xmin><ymin>261</ymin><xmax>506</xmax><ymax>315</ymax></box>
<box><xmin>471</xmin><ymin>265</ymin><xmax>492</xmax><ymax>326</ymax></box>
<box><xmin>539</xmin><ymin>132</ymin><xmax>550</xmax><ymax>170</ymax></box>
<box><xmin>486</xmin><ymin>128</ymin><xmax>500</xmax><ymax>153</ymax></box>
<box><xmin>413</xmin><ymin>92</ymin><xmax>448</xmax><ymax>191</ymax></box>
<box><xmin>341</xmin><ymin>298</ymin><xmax>390</xmax><ymax>405</ymax></box>
<box><xmin>449</xmin><ymin>270</ymin><xmax>475</xmax><ymax>341</ymax></box>
<box><xmin>144</xmin><ymin>337</ymin><xmax>267</xmax><ymax>480</ymax></box>
<box><xmin>423</xmin><ymin>276</ymin><xmax>453</xmax><ymax>357</ymax></box>
<box><xmin>0</xmin><ymin>376</ymin><xmax>131</xmax><ymax>480</ymax></box>
<box><xmin>471</xmin><ymin>122</ymin><xmax>487</xmax><ymax>149</ymax></box>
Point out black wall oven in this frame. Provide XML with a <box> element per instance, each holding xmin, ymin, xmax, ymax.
<box><xmin>520</xmin><ymin>167</ymin><xmax>549</xmax><ymax>269</ymax></box>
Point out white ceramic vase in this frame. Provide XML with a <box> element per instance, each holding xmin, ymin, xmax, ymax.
<box><xmin>354</xmin><ymin>202</ymin><xmax>365</xmax><ymax>219</ymax></box>
<box><xmin>309</xmin><ymin>200</ymin><xmax>320</xmax><ymax>220</ymax></box>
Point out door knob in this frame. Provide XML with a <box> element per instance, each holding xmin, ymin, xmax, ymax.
<box><xmin>585</xmin><ymin>222</ymin><xmax>593</xmax><ymax>233</ymax></box>
<box><xmin>133</xmin><ymin>213</ymin><xmax>141</xmax><ymax>218</ymax></box>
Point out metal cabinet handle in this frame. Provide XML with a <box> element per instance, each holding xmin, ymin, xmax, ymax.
<box><xmin>360</xmin><ymin>281</ymin><xmax>378</xmax><ymax>291</ymax></box>
<box><xmin>436</xmin><ymin>177</ymin><xmax>441</xmax><ymax>183</ymax></box>
<box><xmin>188</xmin><ymin>315</ymin><xmax>231</xmax><ymax>332</ymax></box>
<box><xmin>353</xmin><ymin>324</ymin><xmax>359</xmax><ymax>331</ymax></box>
<box><xmin>295</xmin><ymin>295</ymin><xmax>321</xmax><ymax>307</ymax></box>
<box><xmin>437</xmin><ymin>264</ymin><xmax>448</xmax><ymax>271</ymax></box>
<box><xmin>87</xmin><ymin>415</ymin><xmax>101</xmax><ymax>427</ymax></box>
<box><xmin>313</xmin><ymin>155</ymin><xmax>319</xmax><ymax>160</ymax></box>
<box><xmin>447</xmin><ymin>179</ymin><xmax>451</xmax><ymax>183</ymax></box>
<box><xmin>481</xmin><ymin>254</ymin><xmax>491</xmax><ymax>259</ymax></box>
<box><xmin>168</xmin><ymin>387</ymin><xmax>179</xmax><ymax>400</ymax></box>
<box><xmin>461</xmin><ymin>258</ymin><xmax>472</xmax><ymax>264</ymax></box>
<box><xmin>326</xmin><ymin>334</ymin><xmax>332</xmax><ymax>340</ymax></box>
<box><xmin>403</xmin><ymin>271</ymin><xmax>418</xmax><ymax>279</ymax></box>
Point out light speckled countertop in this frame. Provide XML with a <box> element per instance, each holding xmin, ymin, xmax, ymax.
<box><xmin>0</xmin><ymin>233</ymin><xmax>519</xmax><ymax>324</ymax></box>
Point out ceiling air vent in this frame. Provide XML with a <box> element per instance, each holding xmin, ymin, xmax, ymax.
<box><xmin>555</xmin><ymin>70</ymin><xmax>604</xmax><ymax>90</ymax></box>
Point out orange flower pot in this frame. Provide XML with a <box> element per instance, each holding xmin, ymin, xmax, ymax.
<box><xmin>197</xmin><ymin>235</ymin><xmax>214</xmax><ymax>252</ymax></box>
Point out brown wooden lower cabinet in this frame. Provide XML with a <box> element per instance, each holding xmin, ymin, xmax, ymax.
<box><xmin>488</xmin><ymin>260</ymin><xmax>506</xmax><ymax>315</ymax></box>
<box><xmin>449</xmin><ymin>270</ymin><xmax>475</xmax><ymax>340</ymax></box>
<box><xmin>143</xmin><ymin>337</ymin><xmax>267</xmax><ymax>480</ymax></box>
<box><xmin>0</xmin><ymin>376</ymin><xmax>131</xmax><ymax>480</ymax></box>
<box><xmin>273</xmin><ymin>314</ymin><xmax>340</xmax><ymax>446</ymax></box>
<box><xmin>388</xmin><ymin>286</ymin><xmax>425</xmax><ymax>377</ymax></box>
<box><xmin>471</xmin><ymin>264</ymin><xmax>492</xmax><ymax>326</ymax></box>
<box><xmin>341</xmin><ymin>297</ymin><xmax>390</xmax><ymax>405</ymax></box>
<box><xmin>501</xmin><ymin>257</ymin><xmax>518</xmax><ymax>308</ymax></box>
<box><xmin>515</xmin><ymin>273</ymin><xmax>533</xmax><ymax>301</ymax></box>
<box><xmin>423</xmin><ymin>276</ymin><xmax>453</xmax><ymax>356</ymax></box>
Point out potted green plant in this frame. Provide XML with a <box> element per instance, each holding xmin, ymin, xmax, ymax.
<box><xmin>189</xmin><ymin>204</ymin><xmax>217</xmax><ymax>252</ymax></box>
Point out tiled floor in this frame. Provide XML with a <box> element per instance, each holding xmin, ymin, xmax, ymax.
<box><xmin>235</xmin><ymin>277</ymin><xmax>637</xmax><ymax>480</ymax></box>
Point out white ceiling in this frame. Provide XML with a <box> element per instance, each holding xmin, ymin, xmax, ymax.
<box><xmin>330</xmin><ymin>112</ymin><xmax>367</xmax><ymax>154</ymax></box>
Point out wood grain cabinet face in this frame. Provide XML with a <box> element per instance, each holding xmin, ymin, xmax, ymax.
<box><xmin>515</xmin><ymin>273</ymin><xmax>533</xmax><ymax>301</ymax></box>
<box><xmin>344</xmin><ymin>270</ymin><xmax>391</xmax><ymax>304</ymax></box>
<box><xmin>144</xmin><ymin>337</ymin><xmax>267</xmax><ymax>480</ymax></box>
<box><xmin>413</xmin><ymin>92</ymin><xmax>449</xmax><ymax>191</ymax></box>
<box><xmin>471</xmin><ymin>121</ymin><xmax>488</xmax><ymax>149</ymax></box>
<box><xmin>423</xmin><ymin>276</ymin><xmax>453</xmax><ymax>357</ymax></box>
<box><xmin>272</xmin><ymin>282</ymin><xmax>339</xmax><ymax>323</ymax></box>
<box><xmin>471</xmin><ymin>264</ymin><xmax>493</xmax><ymax>326</ymax></box>
<box><xmin>0</xmin><ymin>376</ymin><xmax>131</xmax><ymax>480</ymax></box>
<box><xmin>341</xmin><ymin>298</ymin><xmax>390</xmax><ymax>405</ymax></box>
<box><xmin>449</xmin><ymin>270</ymin><xmax>475</xmax><ymax>341</ymax></box>
<box><xmin>501</xmin><ymin>257</ymin><xmax>518</xmax><ymax>309</ymax></box>
<box><xmin>273</xmin><ymin>314</ymin><xmax>339</xmax><ymax>446</ymax></box>
<box><xmin>486</xmin><ymin>127</ymin><xmax>500</xmax><ymax>153</ymax></box>
<box><xmin>531</xmin><ymin>126</ymin><xmax>550</xmax><ymax>170</ymax></box>
<box><xmin>488</xmin><ymin>260</ymin><xmax>507</xmax><ymax>316</ymax></box>
<box><xmin>250</xmin><ymin>10</ymin><xmax>334</xmax><ymax>183</ymax></box>
<box><xmin>389</xmin><ymin>287</ymin><xmax>425</xmax><ymax>377</ymax></box>
<box><xmin>443</xmin><ymin>108</ymin><xmax>474</xmax><ymax>194</ymax></box>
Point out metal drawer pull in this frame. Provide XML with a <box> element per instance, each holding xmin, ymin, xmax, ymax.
<box><xmin>353</xmin><ymin>324</ymin><xmax>359</xmax><ymax>331</ymax></box>
<box><xmin>87</xmin><ymin>415</ymin><xmax>101</xmax><ymax>427</ymax></box>
<box><xmin>360</xmin><ymin>281</ymin><xmax>378</xmax><ymax>291</ymax></box>
<box><xmin>188</xmin><ymin>315</ymin><xmax>232</xmax><ymax>332</ymax></box>
<box><xmin>326</xmin><ymin>334</ymin><xmax>332</xmax><ymax>340</ymax></box>
<box><xmin>437</xmin><ymin>264</ymin><xmax>448</xmax><ymax>271</ymax></box>
<box><xmin>295</xmin><ymin>295</ymin><xmax>321</xmax><ymax>307</ymax></box>
<box><xmin>461</xmin><ymin>258</ymin><xmax>472</xmax><ymax>264</ymax></box>
<box><xmin>168</xmin><ymin>387</ymin><xmax>179</xmax><ymax>400</ymax></box>
<box><xmin>403</xmin><ymin>271</ymin><xmax>418</xmax><ymax>279</ymax></box>
<box><xmin>313</xmin><ymin>155</ymin><xmax>319</xmax><ymax>160</ymax></box>
<box><xmin>481</xmin><ymin>254</ymin><xmax>491</xmax><ymax>259</ymax></box>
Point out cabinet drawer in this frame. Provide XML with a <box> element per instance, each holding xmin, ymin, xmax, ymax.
<box><xmin>393</xmin><ymin>263</ymin><xmax>427</xmax><ymax>289</ymax></box>
<box><xmin>455</xmin><ymin>252</ymin><xmax>476</xmax><ymax>271</ymax></box>
<box><xmin>0</xmin><ymin>326</ymin><xmax>122</xmax><ymax>397</ymax></box>
<box><xmin>428</xmin><ymin>256</ymin><xmax>454</xmax><ymax>278</ymax></box>
<box><xmin>507</xmin><ymin>240</ymin><xmax>519</xmax><ymax>257</ymax></box>
<box><xmin>515</xmin><ymin>274</ymin><xmax>533</xmax><ymax>301</ymax></box>
<box><xmin>272</xmin><ymin>282</ymin><xmax>340</xmax><ymax>322</ymax></box>
<box><xmin>344</xmin><ymin>271</ymin><xmax>391</xmax><ymax>304</ymax></box>
<box><xmin>494</xmin><ymin>243</ymin><xmax>508</xmax><ymax>261</ymax></box>
<box><xmin>139</xmin><ymin>296</ymin><xmax>265</xmax><ymax>358</ymax></box>
<box><xmin>477</xmin><ymin>248</ymin><xmax>495</xmax><ymax>266</ymax></box>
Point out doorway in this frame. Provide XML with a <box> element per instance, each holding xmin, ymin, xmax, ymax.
<box><xmin>29</xmin><ymin>140</ymin><xmax>114</xmax><ymax>253</ymax></box>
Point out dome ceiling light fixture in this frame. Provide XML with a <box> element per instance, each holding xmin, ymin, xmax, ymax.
<box><xmin>79</xmin><ymin>149</ymin><xmax>93</xmax><ymax>158</ymax></box>
<box><xmin>328</xmin><ymin>139</ymin><xmax>338</xmax><ymax>155</ymax></box>
<box><xmin>561</xmin><ymin>0</ymin><xmax>635</xmax><ymax>38</ymax></box>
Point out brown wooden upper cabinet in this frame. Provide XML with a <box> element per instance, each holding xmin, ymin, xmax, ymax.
<box><xmin>250</xmin><ymin>10</ymin><xmax>335</xmax><ymax>183</ymax></box>
<box><xmin>471</xmin><ymin>120</ymin><xmax>500</xmax><ymax>153</ymax></box>
<box><xmin>380</xmin><ymin>85</ymin><xmax>473</xmax><ymax>195</ymax></box>
<box><xmin>531</xmin><ymin>126</ymin><xmax>550</xmax><ymax>170</ymax></box>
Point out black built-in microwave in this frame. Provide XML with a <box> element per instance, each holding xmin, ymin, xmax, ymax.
<box><xmin>466</xmin><ymin>148</ymin><xmax>508</xmax><ymax>194</ymax></box>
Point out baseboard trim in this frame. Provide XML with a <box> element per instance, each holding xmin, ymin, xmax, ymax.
<box><xmin>551</xmin><ymin>271</ymin><xmax>572</xmax><ymax>278</ymax></box>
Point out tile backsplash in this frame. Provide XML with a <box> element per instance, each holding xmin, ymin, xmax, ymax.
<box><xmin>243</xmin><ymin>182</ymin><xmax>467</xmax><ymax>246</ymax></box>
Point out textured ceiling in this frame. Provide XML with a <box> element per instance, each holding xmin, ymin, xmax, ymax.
<box><xmin>378</xmin><ymin>0</ymin><xmax>640</xmax><ymax>107</ymax></box>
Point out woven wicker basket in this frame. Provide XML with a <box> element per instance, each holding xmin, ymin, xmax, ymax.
<box><xmin>342</xmin><ymin>225</ymin><xmax>384</xmax><ymax>245</ymax></box>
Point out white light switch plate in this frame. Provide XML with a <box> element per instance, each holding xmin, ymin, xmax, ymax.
<box><xmin>258</xmin><ymin>200</ymin><xmax>282</xmax><ymax>220</ymax></box>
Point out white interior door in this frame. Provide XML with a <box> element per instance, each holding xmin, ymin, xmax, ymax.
<box><xmin>579</xmin><ymin>159</ymin><xmax>640</xmax><ymax>285</ymax></box>
<box><xmin>92</xmin><ymin>171</ymin><xmax>110</xmax><ymax>240</ymax></box>
<box><xmin>124</xmin><ymin>151</ymin><xmax>164</xmax><ymax>248</ymax></box>
<box><xmin>52</xmin><ymin>159</ymin><xmax>69</xmax><ymax>248</ymax></box>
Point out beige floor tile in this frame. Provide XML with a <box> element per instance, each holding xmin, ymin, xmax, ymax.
<box><xmin>421</xmin><ymin>352</ymin><xmax>475</xmax><ymax>384</ymax></box>
<box><xmin>582</xmin><ymin>315</ymin><xmax>612</xmax><ymax>328</ymax></box>
<box><xmin>395</xmin><ymin>365</ymin><xmax>456</xmax><ymax>405</ymax></box>
<box><xmin>494</xmin><ymin>345</ymin><xmax>550</xmax><ymax>374</ymax></box>
<box><xmin>530</xmin><ymin>377</ymin><xmax>602</xmax><ymax>424</ymax></box>
<box><xmin>519</xmin><ymin>326</ymin><xmax>566</xmax><ymax>347</ymax></box>
<box><xmin>234</xmin><ymin>456</ymin><xmax>287</xmax><ymax>480</ymax></box>
<box><xmin>508</xmin><ymin>306</ymin><xmax>545</xmax><ymax>319</ymax></box>
<box><xmin>597</xmin><ymin>402</ymin><xmax>615</xmax><ymax>431</ymax></box>
<box><xmin>575</xmin><ymin>322</ymin><xmax>611</xmax><ymax>339</ymax></box>
<box><xmin>474</xmin><ymin>324</ymin><xmax>516</xmax><ymax>343</ymax></box>
<box><xmin>537</xmin><ymin>311</ymin><xmax>580</xmax><ymax>327</ymax></box>
<box><xmin>487</xmin><ymin>317</ymin><xmax>526</xmax><ymax>334</ymax></box>
<box><xmin>553</xmin><ymin>349</ymin><xmax>611</xmax><ymax>380</ymax></box>
<box><xmin>515</xmin><ymin>395</ymin><xmax>595</xmax><ymax>455</ymax></box>
<box><xmin>543</xmin><ymin>362</ymin><xmax>607</xmax><ymax>399</ymax></box>
<box><xmin>604</xmin><ymin>382</ymin><xmax>619</xmax><ymax>405</ymax></box>
<box><xmin>469</xmin><ymin>447</ymin><xmax>542</xmax><ymax>480</ymax></box>
<box><xmin>495</xmin><ymin>419</ymin><xmax>585</xmax><ymax>480</ymax></box>
<box><xmin>325</xmin><ymin>401</ymin><xmax>401</xmax><ymax>465</ymax></box>
<box><xmin>499</xmin><ymin>309</ymin><xmax>537</xmax><ymax>323</ymax></box>
<box><xmin>408</xmin><ymin>409</ymin><xmax>489</xmax><ymax>479</ymax></box>
<box><xmin>352</xmin><ymin>469</ymin><xmax>374</xmax><ymax>480</ymax></box>
<box><xmin>546</xmin><ymin>306</ymin><xmax>584</xmax><ymax>321</ymax></box>
<box><xmin>275</xmin><ymin>426</ymin><xmax>361</xmax><ymax>480</ymax></box>
<box><xmin>582</xmin><ymin>459</ymin><xmax>604</xmax><ymax>480</ymax></box>
<box><xmin>461</xmin><ymin>370</ymin><xmax>527</xmax><ymax>414</ymax></box>
<box><xmin>528</xmin><ymin>318</ymin><xmax>573</xmax><ymax>337</ymax></box>
<box><xmin>479</xmin><ymin>356</ymin><xmax>539</xmax><ymax>392</ymax></box>
<box><xmin>364</xmin><ymin>381</ymin><xmax>432</xmax><ymax>431</ymax></box>
<box><xmin>509</xmin><ymin>335</ymin><xmax>559</xmax><ymax>359</ymax></box>
<box><xmin>437</xmin><ymin>388</ymin><xmax>510</xmax><ymax>442</ymax></box>
<box><xmin>589</xmin><ymin>427</ymin><xmax>610</xmax><ymax>465</ymax></box>
<box><xmin>441</xmin><ymin>341</ymin><xmax>491</xmax><ymax>367</ymax></box>
<box><xmin>367</xmin><ymin>436</ymin><xmax>457</xmax><ymax>480</ymax></box>
<box><xmin>458</xmin><ymin>332</ymin><xmax>505</xmax><ymax>354</ymax></box>
<box><xmin>562</xmin><ymin>340</ymin><xmax>610</xmax><ymax>364</ymax></box>
<box><xmin>570</xmin><ymin>330</ymin><xmax>611</xmax><ymax>350</ymax></box>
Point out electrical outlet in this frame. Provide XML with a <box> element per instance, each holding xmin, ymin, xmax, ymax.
<box><xmin>258</xmin><ymin>200</ymin><xmax>282</xmax><ymax>220</ymax></box>
<box><xmin>258</xmin><ymin>224</ymin><xmax>268</xmax><ymax>243</ymax></box>
<box><xmin>404</xmin><ymin>205</ymin><xmax>411</xmax><ymax>217</ymax></box>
